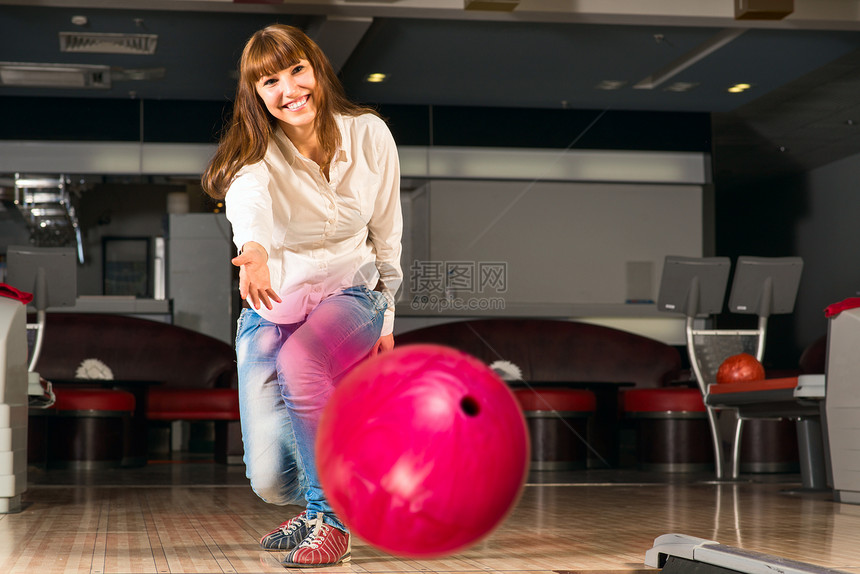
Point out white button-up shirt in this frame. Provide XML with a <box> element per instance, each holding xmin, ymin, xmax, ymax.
<box><xmin>225</xmin><ymin>113</ymin><xmax>403</xmax><ymax>335</ymax></box>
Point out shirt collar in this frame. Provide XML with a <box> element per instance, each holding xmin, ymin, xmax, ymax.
<box><xmin>273</xmin><ymin>125</ymin><xmax>300</xmax><ymax>167</ymax></box>
<box><xmin>272</xmin><ymin>114</ymin><xmax>349</xmax><ymax>167</ymax></box>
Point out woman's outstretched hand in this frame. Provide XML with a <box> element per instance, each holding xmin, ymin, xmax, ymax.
<box><xmin>232</xmin><ymin>242</ymin><xmax>282</xmax><ymax>310</ymax></box>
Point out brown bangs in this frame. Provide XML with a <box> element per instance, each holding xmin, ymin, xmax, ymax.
<box><xmin>242</xmin><ymin>31</ymin><xmax>306</xmax><ymax>84</ymax></box>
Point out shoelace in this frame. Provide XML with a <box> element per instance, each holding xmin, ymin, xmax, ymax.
<box><xmin>277</xmin><ymin>512</ymin><xmax>307</xmax><ymax>536</ymax></box>
<box><xmin>298</xmin><ymin>516</ymin><xmax>330</xmax><ymax>549</ymax></box>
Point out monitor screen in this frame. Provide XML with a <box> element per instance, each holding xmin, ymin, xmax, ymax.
<box><xmin>5</xmin><ymin>245</ymin><xmax>77</xmax><ymax>310</ymax></box>
<box><xmin>657</xmin><ymin>256</ymin><xmax>731</xmax><ymax>317</ymax></box>
<box><xmin>728</xmin><ymin>256</ymin><xmax>803</xmax><ymax>316</ymax></box>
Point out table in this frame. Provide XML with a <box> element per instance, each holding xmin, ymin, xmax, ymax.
<box><xmin>510</xmin><ymin>381</ymin><xmax>634</xmax><ymax>468</ymax></box>
<box><xmin>50</xmin><ymin>379</ymin><xmax>160</xmax><ymax>467</ymax></box>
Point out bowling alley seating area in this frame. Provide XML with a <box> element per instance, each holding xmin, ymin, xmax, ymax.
<box><xmin>395</xmin><ymin>318</ymin><xmax>818</xmax><ymax>475</ymax></box>
<box><xmin>26</xmin><ymin>313</ymin><xmax>820</xmax><ymax>473</ymax></box>
<box><xmin>396</xmin><ymin>318</ymin><xmax>692</xmax><ymax>469</ymax></box>
<box><xmin>28</xmin><ymin>312</ymin><xmax>241</xmax><ymax>466</ymax></box>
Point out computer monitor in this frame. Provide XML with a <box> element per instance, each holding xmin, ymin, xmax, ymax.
<box><xmin>5</xmin><ymin>245</ymin><xmax>77</xmax><ymax>310</ymax></box>
<box><xmin>728</xmin><ymin>256</ymin><xmax>803</xmax><ymax>316</ymax></box>
<box><xmin>657</xmin><ymin>256</ymin><xmax>731</xmax><ymax>317</ymax></box>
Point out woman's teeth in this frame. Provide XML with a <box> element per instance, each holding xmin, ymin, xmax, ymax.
<box><xmin>286</xmin><ymin>96</ymin><xmax>308</xmax><ymax>110</ymax></box>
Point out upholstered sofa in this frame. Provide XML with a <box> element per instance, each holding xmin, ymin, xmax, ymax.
<box><xmin>394</xmin><ymin>318</ymin><xmax>683</xmax><ymax>387</ymax></box>
<box><xmin>31</xmin><ymin>312</ymin><xmax>241</xmax><ymax>464</ymax></box>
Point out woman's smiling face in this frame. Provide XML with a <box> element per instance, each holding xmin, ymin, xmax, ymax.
<box><xmin>256</xmin><ymin>59</ymin><xmax>318</xmax><ymax>133</ymax></box>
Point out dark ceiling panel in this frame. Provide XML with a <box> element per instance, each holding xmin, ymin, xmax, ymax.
<box><xmin>339</xmin><ymin>18</ymin><xmax>725</xmax><ymax>110</ymax></box>
<box><xmin>673</xmin><ymin>29</ymin><xmax>860</xmax><ymax>112</ymax></box>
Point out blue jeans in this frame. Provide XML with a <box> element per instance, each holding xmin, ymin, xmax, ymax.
<box><xmin>235</xmin><ymin>285</ymin><xmax>387</xmax><ymax>532</ymax></box>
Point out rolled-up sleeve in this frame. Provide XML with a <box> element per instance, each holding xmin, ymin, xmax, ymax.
<box><xmin>225</xmin><ymin>161</ymin><xmax>274</xmax><ymax>255</ymax></box>
<box><xmin>367</xmin><ymin>122</ymin><xmax>403</xmax><ymax>336</ymax></box>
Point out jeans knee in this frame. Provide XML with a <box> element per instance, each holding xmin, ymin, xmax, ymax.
<box><xmin>279</xmin><ymin>346</ymin><xmax>326</xmax><ymax>382</ymax></box>
<box><xmin>249</xmin><ymin>474</ymin><xmax>304</xmax><ymax>506</ymax></box>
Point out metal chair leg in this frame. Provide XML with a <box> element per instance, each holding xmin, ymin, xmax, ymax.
<box><xmin>706</xmin><ymin>405</ymin><xmax>725</xmax><ymax>479</ymax></box>
<box><xmin>731</xmin><ymin>417</ymin><xmax>744</xmax><ymax>480</ymax></box>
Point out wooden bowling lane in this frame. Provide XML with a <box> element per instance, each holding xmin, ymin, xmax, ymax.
<box><xmin>1</xmin><ymin>475</ymin><xmax>860</xmax><ymax>574</ymax></box>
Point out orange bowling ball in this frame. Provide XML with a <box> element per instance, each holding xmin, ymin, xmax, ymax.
<box><xmin>715</xmin><ymin>353</ymin><xmax>765</xmax><ymax>384</ymax></box>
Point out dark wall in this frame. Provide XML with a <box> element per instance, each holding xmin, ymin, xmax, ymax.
<box><xmin>711</xmin><ymin>173</ymin><xmax>812</xmax><ymax>370</ymax></box>
<box><xmin>0</xmin><ymin>96</ymin><xmax>712</xmax><ymax>152</ymax></box>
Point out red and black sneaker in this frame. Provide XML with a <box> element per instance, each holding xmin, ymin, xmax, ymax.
<box><xmin>259</xmin><ymin>511</ymin><xmax>310</xmax><ymax>551</ymax></box>
<box><xmin>282</xmin><ymin>514</ymin><xmax>351</xmax><ymax>568</ymax></box>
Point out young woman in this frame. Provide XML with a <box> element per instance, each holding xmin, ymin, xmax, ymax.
<box><xmin>201</xmin><ymin>23</ymin><xmax>402</xmax><ymax>568</ymax></box>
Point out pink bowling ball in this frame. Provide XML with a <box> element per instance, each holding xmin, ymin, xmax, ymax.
<box><xmin>316</xmin><ymin>343</ymin><xmax>529</xmax><ymax>558</ymax></box>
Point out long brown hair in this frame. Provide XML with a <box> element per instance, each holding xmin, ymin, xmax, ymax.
<box><xmin>201</xmin><ymin>24</ymin><xmax>378</xmax><ymax>199</ymax></box>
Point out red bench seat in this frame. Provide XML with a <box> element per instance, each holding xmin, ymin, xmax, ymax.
<box><xmin>147</xmin><ymin>388</ymin><xmax>240</xmax><ymax>421</ymax></box>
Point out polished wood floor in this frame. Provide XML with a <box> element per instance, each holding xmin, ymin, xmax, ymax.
<box><xmin>2</xmin><ymin>461</ymin><xmax>859</xmax><ymax>574</ymax></box>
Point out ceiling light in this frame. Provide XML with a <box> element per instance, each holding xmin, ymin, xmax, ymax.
<box><xmin>595</xmin><ymin>80</ymin><xmax>627</xmax><ymax>91</ymax></box>
<box><xmin>664</xmin><ymin>82</ymin><xmax>699</xmax><ymax>92</ymax></box>
<box><xmin>0</xmin><ymin>62</ymin><xmax>110</xmax><ymax>89</ymax></box>
<box><xmin>364</xmin><ymin>72</ymin><xmax>388</xmax><ymax>83</ymax></box>
<box><xmin>59</xmin><ymin>31</ymin><xmax>158</xmax><ymax>55</ymax></box>
<box><xmin>728</xmin><ymin>83</ymin><xmax>752</xmax><ymax>93</ymax></box>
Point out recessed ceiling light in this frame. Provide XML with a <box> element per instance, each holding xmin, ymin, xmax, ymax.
<box><xmin>595</xmin><ymin>80</ymin><xmax>626</xmax><ymax>91</ymax></box>
<box><xmin>364</xmin><ymin>72</ymin><xmax>388</xmax><ymax>83</ymax></box>
<box><xmin>728</xmin><ymin>83</ymin><xmax>752</xmax><ymax>93</ymax></box>
<box><xmin>664</xmin><ymin>82</ymin><xmax>699</xmax><ymax>92</ymax></box>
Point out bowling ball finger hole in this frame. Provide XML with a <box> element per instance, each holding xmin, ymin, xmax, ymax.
<box><xmin>460</xmin><ymin>396</ymin><xmax>480</xmax><ymax>417</ymax></box>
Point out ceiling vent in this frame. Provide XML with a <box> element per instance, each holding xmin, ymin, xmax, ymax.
<box><xmin>0</xmin><ymin>62</ymin><xmax>110</xmax><ymax>89</ymax></box>
<box><xmin>59</xmin><ymin>31</ymin><xmax>158</xmax><ymax>55</ymax></box>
